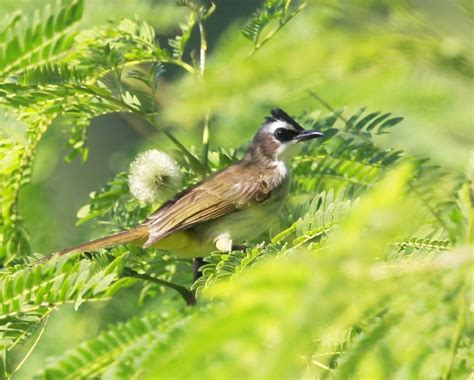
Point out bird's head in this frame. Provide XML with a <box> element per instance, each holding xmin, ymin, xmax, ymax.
<box><xmin>247</xmin><ymin>108</ymin><xmax>323</xmax><ymax>162</ymax></box>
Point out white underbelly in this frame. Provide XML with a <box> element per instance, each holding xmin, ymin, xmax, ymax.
<box><xmin>196</xmin><ymin>179</ymin><xmax>289</xmax><ymax>245</ymax></box>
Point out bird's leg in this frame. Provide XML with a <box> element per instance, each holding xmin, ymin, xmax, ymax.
<box><xmin>192</xmin><ymin>257</ymin><xmax>205</xmax><ymax>283</ymax></box>
<box><xmin>123</xmin><ymin>267</ymin><xmax>195</xmax><ymax>306</ymax></box>
<box><xmin>190</xmin><ymin>238</ymin><xmax>245</xmax><ymax>304</ymax></box>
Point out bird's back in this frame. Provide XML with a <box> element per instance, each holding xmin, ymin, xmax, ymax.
<box><xmin>143</xmin><ymin>159</ymin><xmax>290</xmax><ymax>248</ymax></box>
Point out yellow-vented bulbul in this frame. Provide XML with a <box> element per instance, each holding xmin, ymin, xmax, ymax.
<box><xmin>42</xmin><ymin>108</ymin><xmax>323</xmax><ymax>261</ymax></box>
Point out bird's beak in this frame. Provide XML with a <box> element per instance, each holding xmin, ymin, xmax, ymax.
<box><xmin>295</xmin><ymin>130</ymin><xmax>324</xmax><ymax>142</ymax></box>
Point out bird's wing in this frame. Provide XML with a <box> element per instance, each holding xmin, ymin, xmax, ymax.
<box><xmin>142</xmin><ymin>164</ymin><xmax>272</xmax><ymax>247</ymax></box>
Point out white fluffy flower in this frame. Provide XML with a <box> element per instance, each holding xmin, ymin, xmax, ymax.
<box><xmin>128</xmin><ymin>150</ymin><xmax>181</xmax><ymax>204</ymax></box>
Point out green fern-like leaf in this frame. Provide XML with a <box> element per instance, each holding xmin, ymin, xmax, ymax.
<box><xmin>0</xmin><ymin>310</ymin><xmax>49</xmax><ymax>353</ymax></box>
<box><xmin>0</xmin><ymin>11</ymin><xmax>22</xmax><ymax>49</ymax></box>
<box><xmin>194</xmin><ymin>189</ymin><xmax>354</xmax><ymax>296</ymax></box>
<box><xmin>75</xmin><ymin>171</ymin><xmax>148</xmax><ymax>229</ymax></box>
<box><xmin>137</xmin><ymin>167</ymin><xmax>473</xmax><ymax>380</ymax></box>
<box><xmin>19</xmin><ymin>63</ymin><xmax>84</xmax><ymax>85</ymax></box>
<box><xmin>346</xmin><ymin>107</ymin><xmax>404</xmax><ymax>136</ymax></box>
<box><xmin>39</xmin><ymin>311</ymin><xmax>188</xmax><ymax>380</ymax></box>
<box><xmin>292</xmin><ymin>109</ymin><xmax>405</xmax><ymax>195</ymax></box>
<box><xmin>0</xmin><ymin>0</ymin><xmax>84</xmax><ymax>78</ymax></box>
<box><xmin>0</xmin><ymin>254</ymin><xmax>131</xmax><ymax>352</ymax></box>
<box><xmin>242</xmin><ymin>0</ymin><xmax>305</xmax><ymax>52</ymax></box>
<box><xmin>292</xmin><ymin>189</ymin><xmax>356</xmax><ymax>247</ymax></box>
<box><xmin>0</xmin><ymin>112</ymin><xmax>53</xmax><ymax>264</ymax></box>
<box><xmin>273</xmin><ymin>189</ymin><xmax>355</xmax><ymax>244</ymax></box>
<box><xmin>168</xmin><ymin>10</ymin><xmax>196</xmax><ymax>61</ymax></box>
<box><xmin>192</xmin><ymin>244</ymin><xmax>282</xmax><ymax>297</ymax></box>
<box><xmin>0</xmin><ymin>80</ymin><xmax>133</xmax><ymax>263</ymax></box>
<box><xmin>243</xmin><ymin>0</ymin><xmax>291</xmax><ymax>43</ymax></box>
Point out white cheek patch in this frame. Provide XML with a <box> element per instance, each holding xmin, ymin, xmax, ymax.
<box><xmin>260</xmin><ymin>120</ymin><xmax>302</xmax><ymax>162</ymax></box>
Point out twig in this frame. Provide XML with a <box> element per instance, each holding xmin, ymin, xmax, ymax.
<box><xmin>84</xmin><ymin>56</ymin><xmax>196</xmax><ymax>87</ymax></box>
<box><xmin>307</xmin><ymin>90</ymin><xmax>349</xmax><ymax>125</ymax></box>
<box><xmin>142</xmin><ymin>114</ymin><xmax>206</xmax><ymax>176</ymax></box>
<box><xmin>73</xmin><ymin>84</ymin><xmax>205</xmax><ymax>175</ymax></box>
<box><xmin>311</xmin><ymin>359</ymin><xmax>331</xmax><ymax>371</ymax></box>
<box><xmin>443</xmin><ymin>290</ymin><xmax>467</xmax><ymax>380</ymax></box>
<box><xmin>249</xmin><ymin>2</ymin><xmax>307</xmax><ymax>57</ymax></box>
<box><xmin>198</xmin><ymin>20</ymin><xmax>207</xmax><ymax>79</ymax></box>
<box><xmin>9</xmin><ymin>313</ymin><xmax>50</xmax><ymax>378</ymax></box>
<box><xmin>201</xmin><ymin>111</ymin><xmax>210</xmax><ymax>174</ymax></box>
<box><xmin>408</xmin><ymin>182</ymin><xmax>451</xmax><ymax>233</ymax></box>
<box><xmin>7</xmin><ymin>310</ymin><xmax>52</xmax><ymax>352</ymax></box>
<box><xmin>307</xmin><ymin>89</ymin><xmax>373</xmax><ymax>143</ymax></box>
<box><xmin>198</xmin><ymin>9</ymin><xmax>211</xmax><ymax>175</ymax></box>
<box><xmin>119</xmin><ymin>113</ymin><xmax>155</xmax><ymax>138</ymax></box>
<box><xmin>123</xmin><ymin>267</ymin><xmax>195</xmax><ymax>306</ymax></box>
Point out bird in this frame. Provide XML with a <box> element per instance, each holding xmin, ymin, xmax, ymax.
<box><xmin>39</xmin><ymin>108</ymin><xmax>323</xmax><ymax>262</ymax></box>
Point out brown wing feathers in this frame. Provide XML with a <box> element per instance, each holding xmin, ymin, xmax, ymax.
<box><xmin>38</xmin><ymin>162</ymin><xmax>274</xmax><ymax>262</ymax></box>
<box><xmin>143</xmin><ymin>164</ymin><xmax>271</xmax><ymax>247</ymax></box>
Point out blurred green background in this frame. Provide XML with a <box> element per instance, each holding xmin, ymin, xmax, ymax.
<box><xmin>1</xmin><ymin>0</ymin><xmax>472</xmax><ymax>377</ymax></box>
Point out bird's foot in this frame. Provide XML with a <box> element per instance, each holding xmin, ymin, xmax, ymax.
<box><xmin>192</xmin><ymin>257</ymin><xmax>205</xmax><ymax>283</ymax></box>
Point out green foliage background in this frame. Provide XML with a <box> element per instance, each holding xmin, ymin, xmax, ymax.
<box><xmin>0</xmin><ymin>0</ymin><xmax>472</xmax><ymax>379</ymax></box>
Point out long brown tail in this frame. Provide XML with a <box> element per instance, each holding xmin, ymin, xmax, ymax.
<box><xmin>35</xmin><ymin>226</ymin><xmax>148</xmax><ymax>264</ymax></box>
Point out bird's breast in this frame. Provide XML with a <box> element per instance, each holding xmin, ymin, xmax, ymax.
<box><xmin>197</xmin><ymin>174</ymin><xmax>290</xmax><ymax>246</ymax></box>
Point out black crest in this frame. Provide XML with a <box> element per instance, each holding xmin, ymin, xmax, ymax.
<box><xmin>265</xmin><ymin>108</ymin><xmax>304</xmax><ymax>131</ymax></box>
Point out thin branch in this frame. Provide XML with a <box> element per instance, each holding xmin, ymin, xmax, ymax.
<box><xmin>118</xmin><ymin>112</ymin><xmax>155</xmax><ymax>138</ymax></box>
<box><xmin>74</xmin><ymin>85</ymin><xmax>205</xmax><ymax>175</ymax></box>
<box><xmin>408</xmin><ymin>182</ymin><xmax>451</xmax><ymax>232</ymax></box>
<box><xmin>311</xmin><ymin>359</ymin><xmax>331</xmax><ymax>371</ymax></box>
<box><xmin>84</xmin><ymin>57</ymin><xmax>196</xmax><ymax>87</ymax></box>
<box><xmin>143</xmin><ymin>114</ymin><xmax>206</xmax><ymax>176</ymax></box>
<box><xmin>307</xmin><ymin>90</ymin><xmax>374</xmax><ymax>144</ymax></box>
<box><xmin>198</xmin><ymin>8</ymin><xmax>212</xmax><ymax>175</ymax></box>
<box><xmin>249</xmin><ymin>2</ymin><xmax>306</xmax><ymax>57</ymax></box>
<box><xmin>443</xmin><ymin>289</ymin><xmax>467</xmax><ymax>380</ymax></box>
<box><xmin>7</xmin><ymin>310</ymin><xmax>52</xmax><ymax>352</ymax></box>
<box><xmin>123</xmin><ymin>267</ymin><xmax>195</xmax><ymax>306</ymax></box>
<box><xmin>198</xmin><ymin>21</ymin><xmax>207</xmax><ymax>79</ymax></box>
<box><xmin>201</xmin><ymin>111</ymin><xmax>210</xmax><ymax>175</ymax></box>
<box><xmin>307</xmin><ymin>90</ymin><xmax>349</xmax><ymax>125</ymax></box>
<box><xmin>9</xmin><ymin>313</ymin><xmax>50</xmax><ymax>379</ymax></box>
<box><xmin>1</xmin><ymin>298</ymin><xmax>109</xmax><ymax>319</ymax></box>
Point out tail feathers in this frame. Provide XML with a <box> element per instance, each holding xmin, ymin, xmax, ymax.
<box><xmin>35</xmin><ymin>226</ymin><xmax>148</xmax><ymax>264</ymax></box>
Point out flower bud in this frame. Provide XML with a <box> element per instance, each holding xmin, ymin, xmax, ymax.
<box><xmin>128</xmin><ymin>150</ymin><xmax>181</xmax><ymax>204</ymax></box>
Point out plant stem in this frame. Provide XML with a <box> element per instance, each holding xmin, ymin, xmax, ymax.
<box><xmin>443</xmin><ymin>290</ymin><xmax>467</xmax><ymax>380</ymax></box>
<box><xmin>123</xmin><ymin>267</ymin><xmax>195</xmax><ymax>306</ymax></box>
<box><xmin>198</xmin><ymin>17</ymin><xmax>211</xmax><ymax>176</ymax></box>
<box><xmin>408</xmin><ymin>182</ymin><xmax>451</xmax><ymax>233</ymax></box>
<box><xmin>9</xmin><ymin>313</ymin><xmax>50</xmax><ymax>379</ymax></box>
<box><xmin>198</xmin><ymin>21</ymin><xmax>207</xmax><ymax>79</ymax></box>
<box><xmin>143</xmin><ymin>114</ymin><xmax>205</xmax><ymax>176</ymax></box>
<box><xmin>201</xmin><ymin>111</ymin><xmax>210</xmax><ymax>175</ymax></box>
<box><xmin>307</xmin><ymin>89</ymin><xmax>373</xmax><ymax>144</ymax></box>
<box><xmin>74</xmin><ymin>84</ymin><xmax>206</xmax><ymax>175</ymax></box>
<box><xmin>84</xmin><ymin>56</ymin><xmax>196</xmax><ymax>87</ymax></box>
<box><xmin>307</xmin><ymin>90</ymin><xmax>350</xmax><ymax>125</ymax></box>
<box><xmin>249</xmin><ymin>2</ymin><xmax>306</xmax><ymax>57</ymax></box>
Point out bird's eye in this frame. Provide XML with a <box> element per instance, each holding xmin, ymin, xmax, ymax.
<box><xmin>274</xmin><ymin>128</ymin><xmax>297</xmax><ymax>142</ymax></box>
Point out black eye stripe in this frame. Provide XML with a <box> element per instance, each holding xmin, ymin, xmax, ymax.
<box><xmin>274</xmin><ymin>128</ymin><xmax>298</xmax><ymax>142</ymax></box>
